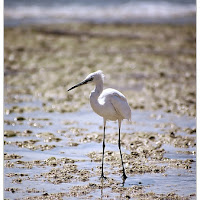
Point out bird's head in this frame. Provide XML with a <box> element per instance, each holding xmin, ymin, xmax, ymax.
<box><xmin>67</xmin><ymin>70</ymin><xmax>104</xmax><ymax>91</ymax></box>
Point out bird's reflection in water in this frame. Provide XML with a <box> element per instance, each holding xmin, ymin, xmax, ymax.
<box><xmin>122</xmin><ymin>176</ymin><xmax>127</xmax><ymax>187</ymax></box>
<box><xmin>100</xmin><ymin>178</ymin><xmax>104</xmax><ymax>200</ymax></box>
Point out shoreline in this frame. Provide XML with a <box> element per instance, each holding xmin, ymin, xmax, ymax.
<box><xmin>4</xmin><ymin>15</ymin><xmax>196</xmax><ymax>27</ymax></box>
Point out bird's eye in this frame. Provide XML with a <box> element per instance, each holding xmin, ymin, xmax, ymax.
<box><xmin>84</xmin><ymin>77</ymin><xmax>93</xmax><ymax>84</ymax></box>
<box><xmin>88</xmin><ymin>77</ymin><xmax>93</xmax><ymax>82</ymax></box>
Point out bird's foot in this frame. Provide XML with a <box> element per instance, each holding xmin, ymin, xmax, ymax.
<box><xmin>122</xmin><ymin>173</ymin><xmax>127</xmax><ymax>180</ymax></box>
<box><xmin>100</xmin><ymin>174</ymin><xmax>107</xmax><ymax>180</ymax></box>
<box><xmin>121</xmin><ymin>173</ymin><xmax>127</xmax><ymax>186</ymax></box>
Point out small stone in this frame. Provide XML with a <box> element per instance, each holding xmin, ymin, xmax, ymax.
<box><xmin>14</xmin><ymin>116</ymin><xmax>26</xmax><ymax>121</ymax></box>
<box><xmin>4</xmin><ymin>130</ymin><xmax>16</xmax><ymax>137</ymax></box>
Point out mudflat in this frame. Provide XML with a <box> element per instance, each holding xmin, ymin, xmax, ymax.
<box><xmin>4</xmin><ymin>23</ymin><xmax>196</xmax><ymax>199</ymax></box>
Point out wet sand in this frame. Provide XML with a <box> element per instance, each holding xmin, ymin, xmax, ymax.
<box><xmin>4</xmin><ymin>23</ymin><xmax>196</xmax><ymax>199</ymax></box>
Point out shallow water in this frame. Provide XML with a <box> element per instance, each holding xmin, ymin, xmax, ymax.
<box><xmin>4</xmin><ymin>100</ymin><xmax>196</xmax><ymax>199</ymax></box>
<box><xmin>4</xmin><ymin>0</ymin><xmax>196</xmax><ymax>26</ymax></box>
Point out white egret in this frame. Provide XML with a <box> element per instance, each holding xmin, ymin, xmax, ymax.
<box><xmin>68</xmin><ymin>70</ymin><xmax>131</xmax><ymax>180</ymax></box>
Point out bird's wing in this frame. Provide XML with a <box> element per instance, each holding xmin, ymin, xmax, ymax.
<box><xmin>108</xmin><ymin>89</ymin><xmax>131</xmax><ymax>120</ymax></box>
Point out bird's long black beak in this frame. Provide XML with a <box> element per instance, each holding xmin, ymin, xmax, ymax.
<box><xmin>67</xmin><ymin>77</ymin><xmax>93</xmax><ymax>91</ymax></box>
<box><xmin>67</xmin><ymin>81</ymin><xmax>85</xmax><ymax>91</ymax></box>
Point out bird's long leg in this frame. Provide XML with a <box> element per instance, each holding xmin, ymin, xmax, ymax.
<box><xmin>118</xmin><ymin>120</ymin><xmax>127</xmax><ymax>180</ymax></box>
<box><xmin>101</xmin><ymin>118</ymin><xmax>106</xmax><ymax>179</ymax></box>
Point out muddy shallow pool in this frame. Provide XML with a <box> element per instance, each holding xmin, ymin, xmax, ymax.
<box><xmin>4</xmin><ymin>99</ymin><xmax>196</xmax><ymax>199</ymax></box>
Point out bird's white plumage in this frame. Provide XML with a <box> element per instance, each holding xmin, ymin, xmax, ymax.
<box><xmin>82</xmin><ymin>70</ymin><xmax>132</xmax><ymax>122</ymax></box>
<box><xmin>97</xmin><ymin>88</ymin><xmax>131</xmax><ymax>121</ymax></box>
<box><xmin>68</xmin><ymin>70</ymin><xmax>131</xmax><ymax>122</ymax></box>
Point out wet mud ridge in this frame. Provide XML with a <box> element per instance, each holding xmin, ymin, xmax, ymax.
<box><xmin>4</xmin><ymin>105</ymin><xmax>196</xmax><ymax>199</ymax></box>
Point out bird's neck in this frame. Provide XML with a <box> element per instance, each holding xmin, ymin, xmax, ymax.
<box><xmin>92</xmin><ymin>80</ymin><xmax>103</xmax><ymax>98</ymax></box>
<box><xmin>90</xmin><ymin>80</ymin><xmax>104</xmax><ymax>117</ymax></box>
